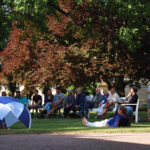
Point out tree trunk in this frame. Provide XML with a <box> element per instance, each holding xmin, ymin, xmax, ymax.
<box><xmin>113</xmin><ymin>76</ymin><xmax>126</xmax><ymax>97</ymax></box>
<box><xmin>103</xmin><ymin>76</ymin><xmax>126</xmax><ymax>97</ymax></box>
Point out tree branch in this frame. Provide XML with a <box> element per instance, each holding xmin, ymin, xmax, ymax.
<box><xmin>47</xmin><ymin>1</ymin><xmax>68</xmax><ymax>17</ymax></box>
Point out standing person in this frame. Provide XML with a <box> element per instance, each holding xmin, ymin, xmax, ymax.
<box><xmin>98</xmin><ymin>87</ymin><xmax>120</xmax><ymax>118</ymax></box>
<box><xmin>1</xmin><ymin>91</ymin><xmax>6</xmax><ymax>96</ymax></box>
<box><xmin>72</xmin><ymin>87</ymin><xmax>86</xmax><ymax>116</ymax></box>
<box><xmin>63</xmin><ymin>89</ymin><xmax>75</xmax><ymax>118</ymax></box>
<box><xmin>28</xmin><ymin>90</ymin><xmax>42</xmax><ymax>115</ymax></box>
<box><xmin>79</xmin><ymin>87</ymin><xmax>102</xmax><ymax>118</ymax></box>
<box><xmin>148</xmin><ymin>82</ymin><xmax>150</xmax><ymax>121</ymax></box>
<box><xmin>45</xmin><ymin>87</ymin><xmax>64</xmax><ymax>118</ymax></box>
<box><xmin>82</xmin><ymin>106</ymin><xmax>129</xmax><ymax>127</ymax></box>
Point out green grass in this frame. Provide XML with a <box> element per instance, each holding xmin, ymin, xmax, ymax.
<box><xmin>0</xmin><ymin>111</ymin><xmax>150</xmax><ymax>135</ymax></box>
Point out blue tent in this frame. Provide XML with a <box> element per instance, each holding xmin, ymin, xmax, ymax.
<box><xmin>0</xmin><ymin>96</ymin><xmax>31</xmax><ymax>128</ymax></box>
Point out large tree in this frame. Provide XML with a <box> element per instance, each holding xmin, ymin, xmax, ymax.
<box><xmin>1</xmin><ymin>0</ymin><xmax>150</xmax><ymax>95</ymax></box>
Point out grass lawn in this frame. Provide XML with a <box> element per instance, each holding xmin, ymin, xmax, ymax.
<box><xmin>0</xmin><ymin>111</ymin><xmax>150</xmax><ymax>135</ymax></box>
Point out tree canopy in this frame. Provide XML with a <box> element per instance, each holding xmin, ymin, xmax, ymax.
<box><xmin>0</xmin><ymin>0</ymin><xmax>150</xmax><ymax>94</ymax></box>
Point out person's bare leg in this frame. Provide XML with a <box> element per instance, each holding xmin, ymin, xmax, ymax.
<box><xmin>82</xmin><ymin>117</ymin><xmax>88</xmax><ymax>126</ymax></box>
<box><xmin>45</xmin><ymin>106</ymin><xmax>56</xmax><ymax>117</ymax></box>
<box><xmin>97</xmin><ymin>108</ymin><xmax>108</xmax><ymax>118</ymax></box>
<box><xmin>102</xmin><ymin>108</ymin><xmax>108</xmax><ymax>116</ymax></box>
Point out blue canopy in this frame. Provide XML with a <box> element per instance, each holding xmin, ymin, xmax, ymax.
<box><xmin>0</xmin><ymin>96</ymin><xmax>31</xmax><ymax>128</ymax></box>
<box><xmin>0</xmin><ymin>96</ymin><xmax>18</xmax><ymax>104</ymax></box>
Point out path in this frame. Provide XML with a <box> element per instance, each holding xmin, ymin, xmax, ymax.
<box><xmin>0</xmin><ymin>133</ymin><xmax>150</xmax><ymax>150</ymax></box>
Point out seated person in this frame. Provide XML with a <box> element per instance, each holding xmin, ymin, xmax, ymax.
<box><xmin>63</xmin><ymin>89</ymin><xmax>75</xmax><ymax>118</ymax></box>
<box><xmin>1</xmin><ymin>91</ymin><xmax>6</xmax><ymax>96</ymax></box>
<box><xmin>15</xmin><ymin>91</ymin><xmax>21</xmax><ymax>100</ymax></box>
<box><xmin>97</xmin><ymin>87</ymin><xmax>120</xmax><ymax>118</ymax></box>
<box><xmin>18</xmin><ymin>91</ymin><xmax>29</xmax><ymax>106</ymax></box>
<box><xmin>82</xmin><ymin>106</ymin><xmax>129</xmax><ymax>127</ymax></box>
<box><xmin>97</xmin><ymin>89</ymin><xmax>109</xmax><ymax>116</ymax></box>
<box><xmin>79</xmin><ymin>87</ymin><xmax>102</xmax><ymax>118</ymax></box>
<box><xmin>45</xmin><ymin>87</ymin><xmax>64</xmax><ymax>118</ymax></box>
<box><xmin>28</xmin><ymin>90</ymin><xmax>42</xmax><ymax>114</ymax></box>
<box><xmin>40</xmin><ymin>90</ymin><xmax>54</xmax><ymax>115</ymax></box>
<box><xmin>0</xmin><ymin>120</ymin><xmax>6</xmax><ymax>129</ymax></box>
<box><xmin>72</xmin><ymin>87</ymin><xmax>86</xmax><ymax>116</ymax></box>
<box><xmin>122</xmin><ymin>86</ymin><xmax>138</xmax><ymax>115</ymax></box>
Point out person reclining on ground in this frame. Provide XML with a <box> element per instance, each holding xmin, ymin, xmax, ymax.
<box><xmin>82</xmin><ymin>105</ymin><xmax>129</xmax><ymax>127</ymax></box>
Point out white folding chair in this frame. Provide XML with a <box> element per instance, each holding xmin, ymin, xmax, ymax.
<box><xmin>121</xmin><ymin>99</ymin><xmax>139</xmax><ymax>123</ymax></box>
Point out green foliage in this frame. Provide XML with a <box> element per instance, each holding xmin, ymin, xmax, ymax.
<box><xmin>4</xmin><ymin>0</ymin><xmax>57</xmax><ymax>15</ymax></box>
<box><xmin>1</xmin><ymin>0</ymin><xmax>150</xmax><ymax>92</ymax></box>
<box><xmin>118</xmin><ymin>27</ymin><xmax>142</xmax><ymax>51</ymax></box>
<box><xmin>0</xmin><ymin>4</ymin><xmax>12</xmax><ymax>50</ymax></box>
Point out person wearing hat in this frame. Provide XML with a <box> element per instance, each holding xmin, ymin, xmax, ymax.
<box><xmin>63</xmin><ymin>89</ymin><xmax>75</xmax><ymax>118</ymax></box>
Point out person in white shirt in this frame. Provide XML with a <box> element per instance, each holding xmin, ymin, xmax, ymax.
<box><xmin>147</xmin><ymin>82</ymin><xmax>150</xmax><ymax>121</ymax></box>
<box><xmin>97</xmin><ymin>87</ymin><xmax>120</xmax><ymax>118</ymax></box>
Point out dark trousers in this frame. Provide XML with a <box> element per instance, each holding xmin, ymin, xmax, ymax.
<box><xmin>63</xmin><ymin>105</ymin><xmax>73</xmax><ymax>117</ymax></box>
<box><xmin>72</xmin><ymin>105</ymin><xmax>84</xmax><ymax>114</ymax></box>
<box><xmin>80</xmin><ymin>101</ymin><xmax>95</xmax><ymax>118</ymax></box>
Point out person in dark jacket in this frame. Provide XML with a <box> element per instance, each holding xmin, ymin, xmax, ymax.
<box><xmin>79</xmin><ymin>87</ymin><xmax>103</xmax><ymax>118</ymax></box>
<box><xmin>72</xmin><ymin>87</ymin><xmax>86</xmax><ymax>116</ymax></box>
<box><xmin>63</xmin><ymin>89</ymin><xmax>75</xmax><ymax>117</ymax></box>
<box><xmin>123</xmin><ymin>86</ymin><xmax>138</xmax><ymax>115</ymax></box>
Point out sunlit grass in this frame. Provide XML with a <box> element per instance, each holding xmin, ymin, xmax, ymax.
<box><xmin>0</xmin><ymin>111</ymin><xmax>150</xmax><ymax>135</ymax></box>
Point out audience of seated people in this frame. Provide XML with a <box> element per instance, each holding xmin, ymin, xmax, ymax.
<box><xmin>0</xmin><ymin>85</ymin><xmax>139</xmax><ymax>124</ymax></box>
